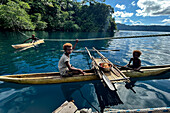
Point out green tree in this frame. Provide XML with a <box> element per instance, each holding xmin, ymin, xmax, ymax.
<box><xmin>75</xmin><ymin>3</ymin><xmax>115</xmax><ymax>32</ymax></box>
<box><xmin>0</xmin><ymin>0</ymin><xmax>116</xmax><ymax>31</ymax></box>
<box><xmin>0</xmin><ymin>1</ymin><xmax>35</xmax><ymax>30</ymax></box>
<box><xmin>36</xmin><ymin>21</ymin><xmax>48</xmax><ymax>30</ymax></box>
<box><xmin>30</xmin><ymin>13</ymin><xmax>47</xmax><ymax>30</ymax></box>
<box><xmin>0</xmin><ymin>0</ymin><xmax>8</xmax><ymax>4</ymax></box>
<box><xmin>81</xmin><ymin>0</ymin><xmax>105</xmax><ymax>5</ymax></box>
<box><xmin>63</xmin><ymin>20</ymin><xmax>80</xmax><ymax>31</ymax></box>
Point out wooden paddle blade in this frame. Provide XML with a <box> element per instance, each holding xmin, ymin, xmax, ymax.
<box><xmin>102</xmin><ymin>74</ymin><xmax>116</xmax><ymax>91</ymax></box>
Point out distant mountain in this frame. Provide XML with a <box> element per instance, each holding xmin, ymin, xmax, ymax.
<box><xmin>117</xmin><ymin>23</ymin><xmax>170</xmax><ymax>32</ymax></box>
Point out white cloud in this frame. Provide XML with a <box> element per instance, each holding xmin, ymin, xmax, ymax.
<box><xmin>136</xmin><ymin>0</ymin><xmax>170</xmax><ymax>17</ymax></box>
<box><xmin>162</xmin><ymin>19</ymin><xmax>170</xmax><ymax>24</ymax></box>
<box><xmin>124</xmin><ymin>18</ymin><xmax>133</xmax><ymax>23</ymax></box>
<box><xmin>115</xmin><ymin>4</ymin><xmax>126</xmax><ymax>10</ymax></box>
<box><xmin>115</xmin><ymin>18</ymin><xmax>124</xmax><ymax>23</ymax></box>
<box><xmin>132</xmin><ymin>21</ymin><xmax>144</xmax><ymax>25</ymax></box>
<box><xmin>113</xmin><ymin>11</ymin><xmax>134</xmax><ymax>18</ymax></box>
<box><xmin>124</xmin><ymin>18</ymin><xmax>144</xmax><ymax>25</ymax></box>
<box><xmin>115</xmin><ymin>18</ymin><xmax>144</xmax><ymax>25</ymax></box>
<box><xmin>131</xmin><ymin>1</ymin><xmax>136</xmax><ymax>6</ymax></box>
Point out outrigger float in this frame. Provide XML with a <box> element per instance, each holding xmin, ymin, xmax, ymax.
<box><xmin>0</xmin><ymin>47</ymin><xmax>170</xmax><ymax>88</ymax></box>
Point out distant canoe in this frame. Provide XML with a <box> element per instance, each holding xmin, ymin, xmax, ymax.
<box><xmin>12</xmin><ymin>39</ymin><xmax>44</xmax><ymax>49</ymax></box>
<box><xmin>0</xmin><ymin>65</ymin><xmax>169</xmax><ymax>84</ymax></box>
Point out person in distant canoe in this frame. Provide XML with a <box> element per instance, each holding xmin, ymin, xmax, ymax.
<box><xmin>23</xmin><ymin>34</ymin><xmax>39</xmax><ymax>43</ymax></box>
<box><xmin>58</xmin><ymin>39</ymin><xmax>85</xmax><ymax>77</ymax></box>
<box><xmin>125</xmin><ymin>50</ymin><xmax>142</xmax><ymax>71</ymax></box>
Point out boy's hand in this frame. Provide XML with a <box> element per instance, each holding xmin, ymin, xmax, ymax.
<box><xmin>124</xmin><ymin>64</ymin><xmax>129</xmax><ymax>67</ymax></box>
<box><xmin>78</xmin><ymin>69</ymin><xmax>85</xmax><ymax>75</ymax></box>
<box><xmin>76</xmin><ymin>39</ymin><xmax>78</xmax><ymax>43</ymax></box>
<box><xmin>73</xmin><ymin>39</ymin><xmax>78</xmax><ymax>50</ymax></box>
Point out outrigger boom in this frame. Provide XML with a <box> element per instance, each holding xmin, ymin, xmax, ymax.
<box><xmin>85</xmin><ymin>47</ymin><xmax>130</xmax><ymax>91</ymax></box>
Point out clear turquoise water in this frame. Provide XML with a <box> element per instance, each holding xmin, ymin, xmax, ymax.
<box><xmin>0</xmin><ymin>31</ymin><xmax>170</xmax><ymax>113</ymax></box>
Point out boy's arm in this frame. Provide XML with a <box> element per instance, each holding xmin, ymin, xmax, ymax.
<box><xmin>65</xmin><ymin>61</ymin><xmax>84</xmax><ymax>74</ymax></box>
<box><xmin>135</xmin><ymin>66</ymin><xmax>141</xmax><ymax>71</ymax></box>
<box><xmin>65</xmin><ymin>61</ymin><xmax>73</xmax><ymax>70</ymax></box>
<box><xmin>65</xmin><ymin>61</ymin><xmax>80</xmax><ymax>71</ymax></box>
<box><xmin>126</xmin><ymin>58</ymin><xmax>133</xmax><ymax>66</ymax></box>
<box><xmin>73</xmin><ymin>39</ymin><xmax>78</xmax><ymax>50</ymax></box>
<box><xmin>135</xmin><ymin>59</ymin><xmax>141</xmax><ymax>70</ymax></box>
<box><xmin>23</xmin><ymin>38</ymin><xmax>31</xmax><ymax>43</ymax></box>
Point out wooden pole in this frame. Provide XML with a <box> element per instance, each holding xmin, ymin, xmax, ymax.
<box><xmin>60</xmin><ymin>49</ymin><xmax>120</xmax><ymax>53</ymax></box>
<box><xmin>93</xmin><ymin>47</ymin><xmax>130</xmax><ymax>82</ymax></box>
<box><xmin>85</xmin><ymin>47</ymin><xmax>116</xmax><ymax>91</ymax></box>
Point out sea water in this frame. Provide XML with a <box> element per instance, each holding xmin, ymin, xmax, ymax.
<box><xmin>0</xmin><ymin>31</ymin><xmax>170</xmax><ymax>113</ymax></box>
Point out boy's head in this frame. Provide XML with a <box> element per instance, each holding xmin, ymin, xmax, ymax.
<box><xmin>133</xmin><ymin>50</ymin><xmax>142</xmax><ymax>58</ymax></box>
<box><xmin>63</xmin><ymin>43</ymin><xmax>73</xmax><ymax>54</ymax></box>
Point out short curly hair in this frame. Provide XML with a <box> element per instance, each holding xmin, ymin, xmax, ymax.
<box><xmin>133</xmin><ymin>50</ymin><xmax>142</xmax><ymax>57</ymax></box>
<box><xmin>63</xmin><ymin>43</ymin><xmax>72</xmax><ymax>50</ymax></box>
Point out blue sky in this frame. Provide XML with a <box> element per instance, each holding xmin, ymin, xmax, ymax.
<box><xmin>78</xmin><ymin>0</ymin><xmax>170</xmax><ymax>25</ymax></box>
<box><xmin>106</xmin><ymin>0</ymin><xmax>170</xmax><ymax>25</ymax></box>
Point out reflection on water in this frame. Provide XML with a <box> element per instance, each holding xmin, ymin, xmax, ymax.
<box><xmin>0</xmin><ymin>77</ymin><xmax>169</xmax><ymax>113</ymax></box>
<box><xmin>0</xmin><ymin>84</ymin><xmax>36</xmax><ymax>113</ymax></box>
<box><xmin>114</xmin><ymin>78</ymin><xmax>170</xmax><ymax>110</ymax></box>
<box><xmin>0</xmin><ymin>31</ymin><xmax>170</xmax><ymax>112</ymax></box>
<box><xmin>125</xmin><ymin>81</ymin><xmax>136</xmax><ymax>93</ymax></box>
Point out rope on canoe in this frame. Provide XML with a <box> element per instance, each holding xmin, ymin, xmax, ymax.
<box><xmin>43</xmin><ymin>33</ymin><xmax>170</xmax><ymax>42</ymax></box>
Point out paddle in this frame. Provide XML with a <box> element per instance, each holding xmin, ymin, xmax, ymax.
<box><xmin>92</xmin><ymin>56</ymin><xmax>116</xmax><ymax>91</ymax></box>
<box><xmin>85</xmin><ymin>47</ymin><xmax>116</xmax><ymax>91</ymax></box>
<box><xmin>115</xmin><ymin>64</ymin><xmax>143</xmax><ymax>73</ymax></box>
<box><xmin>101</xmin><ymin>71</ymin><xmax>116</xmax><ymax>91</ymax></box>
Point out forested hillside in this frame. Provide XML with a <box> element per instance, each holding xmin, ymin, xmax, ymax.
<box><xmin>0</xmin><ymin>0</ymin><xmax>117</xmax><ymax>32</ymax></box>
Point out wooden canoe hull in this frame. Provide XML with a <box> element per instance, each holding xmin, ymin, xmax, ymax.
<box><xmin>0</xmin><ymin>65</ymin><xmax>170</xmax><ymax>84</ymax></box>
<box><xmin>122</xmin><ymin>66</ymin><xmax>170</xmax><ymax>78</ymax></box>
<box><xmin>12</xmin><ymin>39</ymin><xmax>44</xmax><ymax>49</ymax></box>
<box><xmin>0</xmin><ymin>70</ymin><xmax>98</xmax><ymax>84</ymax></box>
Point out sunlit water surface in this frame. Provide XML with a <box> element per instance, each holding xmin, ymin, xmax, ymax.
<box><xmin>0</xmin><ymin>31</ymin><xmax>170</xmax><ymax>113</ymax></box>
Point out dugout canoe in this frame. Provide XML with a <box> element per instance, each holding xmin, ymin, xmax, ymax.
<box><xmin>12</xmin><ymin>39</ymin><xmax>44</xmax><ymax>49</ymax></box>
<box><xmin>0</xmin><ymin>65</ymin><xmax>170</xmax><ymax>84</ymax></box>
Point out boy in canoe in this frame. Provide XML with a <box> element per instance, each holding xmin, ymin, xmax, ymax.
<box><xmin>125</xmin><ymin>50</ymin><xmax>142</xmax><ymax>71</ymax></box>
<box><xmin>23</xmin><ymin>34</ymin><xmax>39</xmax><ymax>43</ymax></box>
<box><xmin>58</xmin><ymin>39</ymin><xmax>85</xmax><ymax>77</ymax></box>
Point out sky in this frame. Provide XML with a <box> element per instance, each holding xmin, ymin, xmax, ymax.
<box><xmin>79</xmin><ymin>0</ymin><xmax>170</xmax><ymax>25</ymax></box>
<box><xmin>106</xmin><ymin>0</ymin><xmax>170</xmax><ymax>25</ymax></box>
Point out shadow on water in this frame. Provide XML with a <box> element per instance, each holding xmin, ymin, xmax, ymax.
<box><xmin>93</xmin><ymin>71</ymin><xmax>170</xmax><ymax>112</ymax></box>
<box><xmin>61</xmin><ymin>82</ymin><xmax>85</xmax><ymax>101</ymax></box>
<box><xmin>60</xmin><ymin>80</ymin><xmax>123</xmax><ymax>112</ymax></box>
<box><xmin>0</xmin><ymin>80</ymin><xmax>123</xmax><ymax>113</ymax></box>
<box><xmin>93</xmin><ymin>83</ymin><xmax>123</xmax><ymax>113</ymax></box>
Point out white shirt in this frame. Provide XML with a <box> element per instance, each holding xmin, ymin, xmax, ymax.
<box><xmin>58</xmin><ymin>53</ymin><xmax>70</xmax><ymax>75</ymax></box>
